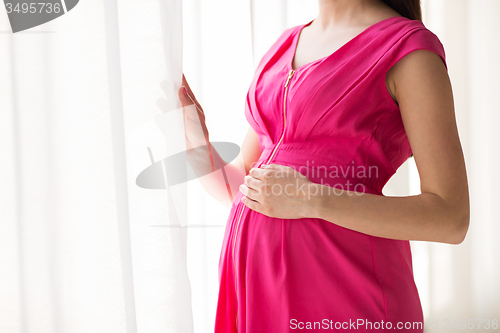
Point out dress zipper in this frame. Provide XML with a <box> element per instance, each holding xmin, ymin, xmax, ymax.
<box><xmin>232</xmin><ymin>68</ymin><xmax>295</xmax><ymax>330</ymax></box>
<box><xmin>265</xmin><ymin>68</ymin><xmax>295</xmax><ymax>165</ymax></box>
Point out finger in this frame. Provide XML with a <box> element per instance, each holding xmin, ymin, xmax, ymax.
<box><xmin>159</xmin><ymin>79</ymin><xmax>195</xmax><ymax>108</ymax></box>
<box><xmin>186</xmin><ymin>90</ymin><xmax>204</xmax><ymax>115</ymax></box>
<box><xmin>180</xmin><ymin>94</ymin><xmax>205</xmax><ymax>122</ymax></box>
<box><xmin>178</xmin><ymin>85</ymin><xmax>199</xmax><ymax>111</ymax></box>
<box><xmin>181</xmin><ymin>74</ymin><xmax>203</xmax><ymax>110</ymax></box>
<box><xmin>243</xmin><ymin>174</ymin><xmax>262</xmax><ymax>192</ymax></box>
<box><xmin>239</xmin><ymin>184</ymin><xmax>260</xmax><ymax>201</ymax></box>
<box><xmin>178</xmin><ymin>85</ymin><xmax>205</xmax><ymax>116</ymax></box>
<box><xmin>241</xmin><ymin>194</ymin><xmax>263</xmax><ymax>213</ymax></box>
<box><xmin>184</xmin><ymin>104</ymin><xmax>205</xmax><ymax>123</ymax></box>
<box><xmin>248</xmin><ymin>167</ymin><xmax>267</xmax><ymax>180</ymax></box>
<box><xmin>178</xmin><ymin>86</ymin><xmax>195</xmax><ymax>109</ymax></box>
<box><xmin>181</xmin><ymin>74</ymin><xmax>199</xmax><ymax>105</ymax></box>
<box><xmin>182</xmin><ymin>73</ymin><xmax>194</xmax><ymax>96</ymax></box>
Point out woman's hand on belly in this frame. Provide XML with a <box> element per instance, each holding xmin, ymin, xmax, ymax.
<box><xmin>239</xmin><ymin>163</ymin><xmax>319</xmax><ymax>219</ymax></box>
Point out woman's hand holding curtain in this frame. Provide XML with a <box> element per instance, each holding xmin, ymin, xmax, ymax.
<box><xmin>156</xmin><ymin>73</ymin><xmax>209</xmax><ymax>152</ymax></box>
<box><xmin>156</xmin><ymin>73</ymin><xmax>247</xmax><ymax>208</ymax></box>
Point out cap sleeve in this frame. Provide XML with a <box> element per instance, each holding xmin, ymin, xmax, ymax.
<box><xmin>385</xmin><ymin>28</ymin><xmax>447</xmax><ymax>72</ymax></box>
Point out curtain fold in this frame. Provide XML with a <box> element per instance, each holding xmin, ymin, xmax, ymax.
<box><xmin>103</xmin><ymin>0</ymin><xmax>137</xmax><ymax>331</ymax></box>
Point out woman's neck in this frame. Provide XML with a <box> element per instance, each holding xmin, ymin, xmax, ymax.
<box><xmin>315</xmin><ymin>0</ymin><xmax>385</xmax><ymax>29</ymax></box>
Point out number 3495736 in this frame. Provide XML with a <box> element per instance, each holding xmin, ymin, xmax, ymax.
<box><xmin>5</xmin><ymin>2</ymin><xmax>62</xmax><ymax>14</ymax></box>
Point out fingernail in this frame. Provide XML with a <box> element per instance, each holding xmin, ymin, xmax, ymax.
<box><xmin>183</xmin><ymin>86</ymin><xmax>188</xmax><ymax>96</ymax></box>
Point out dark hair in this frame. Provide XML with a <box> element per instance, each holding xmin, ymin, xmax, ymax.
<box><xmin>381</xmin><ymin>0</ymin><xmax>422</xmax><ymax>21</ymax></box>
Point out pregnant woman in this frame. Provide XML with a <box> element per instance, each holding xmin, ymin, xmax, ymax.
<box><xmin>174</xmin><ymin>0</ymin><xmax>469</xmax><ymax>331</ymax></box>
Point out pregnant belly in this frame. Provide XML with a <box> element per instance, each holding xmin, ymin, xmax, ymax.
<box><xmin>222</xmin><ymin>194</ymin><xmax>423</xmax><ymax>328</ymax></box>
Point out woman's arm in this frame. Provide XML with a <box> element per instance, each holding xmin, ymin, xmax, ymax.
<box><xmin>239</xmin><ymin>49</ymin><xmax>470</xmax><ymax>245</ymax></box>
<box><xmin>170</xmin><ymin>74</ymin><xmax>262</xmax><ymax>209</ymax></box>
<box><xmin>186</xmin><ymin>126</ymin><xmax>262</xmax><ymax>209</ymax></box>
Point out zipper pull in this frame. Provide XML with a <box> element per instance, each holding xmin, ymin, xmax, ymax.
<box><xmin>284</xmin><ymin>69</ymin><xmax>295</xmax><ymax>88</ymax></box>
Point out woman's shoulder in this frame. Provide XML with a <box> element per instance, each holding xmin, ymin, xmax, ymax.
<box><xmin>381</xmin><ymin>19</ymin><xmax>447</xmax><ymax>72</ymax></box>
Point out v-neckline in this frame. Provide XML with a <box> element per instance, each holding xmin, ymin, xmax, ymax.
<box><xmin>289</xmin><ymin>16</ymin><xmax>406</xmax><ymax>71</ymax></box>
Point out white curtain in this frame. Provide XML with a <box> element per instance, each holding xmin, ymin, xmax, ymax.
<box><xmin>0</xmin><ymin>1</ymin><xmax>498</xmax><ymax>333</ymax></box>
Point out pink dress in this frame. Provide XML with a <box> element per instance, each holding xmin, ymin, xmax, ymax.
<box><xmin>215</xmin><ymin>16</ymin><xmax>447</xmax><ymax>332</ymax></box>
